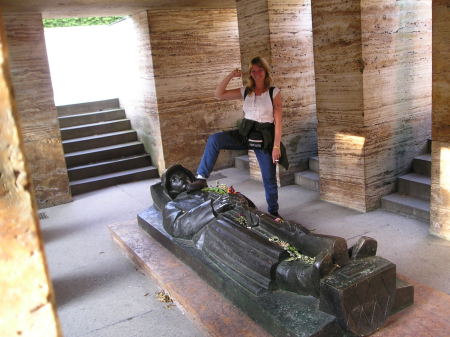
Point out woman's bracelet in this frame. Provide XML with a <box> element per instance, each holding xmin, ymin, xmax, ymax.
<box><xmin>273</xmin><ymin>145</ymin><xmax>280</xmax><ymax>149</ymax></box>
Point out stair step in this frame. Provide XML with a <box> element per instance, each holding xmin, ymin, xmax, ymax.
<box><xmin>60</xmin><ymin>119</ymin><xmax>131</xmax><ymax>140</ymax></box>
<box><xmin>412</xmin><ymin>154</ymin><xmax>431</xmax><ymax>177</ymax></box>
<box><xmin>58</xmin><ymin>109</ymin><xmax>126</xmax><ymax>128</ymax></box>
<box><xmin>68</xmin><ymin>154</ymin><xmax>152</xmax><ymax>181</ymax></box>
<box><xmin>235</xmin><ymin>155</ymin><xmax>249</xmax><ymax>170</ymax></box>
<box><xmin>381</xmin><ymin>193</ymin><xmax>430</xmax><ymax>223</ymax></box>
<box><xmin>64</xmin><ymin>141</ymin><xmax>145</xmax><ymax>167</ymax></box>
<box><xmin>309</xmin><ymin>156</ymin><xmax>319</xmax><ymax>173</ymax></box>
<box><xmin>294</xmin><ymin>170</ymin><xmax>319</xmax><ymax>191</ymax></box>
<box><xmin>70</xmin><ymin>166</ymin><xmax>158</xmax><ymax>195</ymax></box>
<box><xmin>398</xmin><ymin>173</ymin><xmax>431</xmax><ymax>201</ymax></box>
<box><xmin>63</xmin><ymin>130</ymin><xmax>137</xmax><ymax>153</ymax></box>
<box><xmin>57</xmin><ymin>98</ymin><xmax>120</xmax><ymax>116</ymax></box>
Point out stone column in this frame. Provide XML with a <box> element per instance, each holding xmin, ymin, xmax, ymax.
<box><xmin>236</xmin><ymin>0</ymin><xmax>318</xmax><ymax>185</ymax></box>
<box><xmin>430</xmin><ymin>0</ymin><xmax>450</xmax><ymax>240</ymax></box>
<box><xmin>312</xmin><ymin>0</ymin><xmax>431</xmax><ymax>211</ymax></box>
<box><xmin>118</xmin><ymin>9</ymin><xmax>243</xmax><ymax>174</ymax></box>
<box><xmin>113</xmin><ymin>12</ymin><xmax>165</xmax><ymax>174</ymax></box>
<box><xmin>3</xmin><ymin>13</ymin><xmax>71</xmax><ymax>208</ymax></box>
<box><xmin>0</xmin><ymin>13</ymin><xmax>61</xmax><ymax>337</ymax></box>
<box><xmin>150</xmin><ymin>9</ymin><xmax>243</xmax><ymax>173</ymax></box>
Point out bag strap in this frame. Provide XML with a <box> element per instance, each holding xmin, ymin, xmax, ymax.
<box><xmin>269</xmin><ymin>86</ymin><xmax>275</xmax><ymax>105</ymax></box>
<box><xmin>244</xmin><ymin>87</ymin><xmax>250</xmax><ymax>100</ymax></box>
<box><xmin>243</xmin><ymin>86</ymin><xmax>275</xmax><ymax>104</ymax></box>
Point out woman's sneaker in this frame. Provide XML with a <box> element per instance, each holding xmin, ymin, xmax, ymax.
<box><xmin>270</xmin><ymin>211</ymin><xmax>284</xmax><ymax>222</ymax></box>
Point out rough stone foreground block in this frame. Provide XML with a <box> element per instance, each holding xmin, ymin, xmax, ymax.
<box><xmin>109</xmin><ymin>219</ymin><xmax>450</xmax><ymax>337</ymax></box>
<box><xmin>0</xmin><ymin>19</ymin><xmax>61</xmax><ymax>334</ymax></box>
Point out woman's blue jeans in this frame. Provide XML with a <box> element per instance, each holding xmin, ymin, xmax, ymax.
<box><xmin>197</xmin><ymin>131</ymin><xmax>278</xmax><ymax>214</ymax></box>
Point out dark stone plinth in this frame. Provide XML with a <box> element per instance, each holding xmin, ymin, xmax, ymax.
<box><xmin>138</xmin><ymin>207</ymin><xmax>349</xmax><ymax>337</ymax></box>
<box><xmin>320</xmin><ymin>257</ymin><xmax>396</xmax><ymax>336</ymax></box>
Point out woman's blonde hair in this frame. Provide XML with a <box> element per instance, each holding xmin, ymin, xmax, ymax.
<box><xmin>246</xmin><ymin>56</ymin><xmax>272</xmax><ymax>94</ymax></box>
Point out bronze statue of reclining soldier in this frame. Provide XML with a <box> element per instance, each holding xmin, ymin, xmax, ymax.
<box><xmin>146</xmin><ymin>164</ymin><xmax>414</xmax><ymax>337</ymax></box>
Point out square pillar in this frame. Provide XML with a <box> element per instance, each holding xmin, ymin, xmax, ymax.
<box><xmin>236</xmin><ymin>0</ymin><xmax>318</xmax><ymax>185</ymax></box>
<box><xmin>117</xmin><ymin>9</ymin><xmax>243</xmax><ymax>174</ymax></box>
<box><xmin>430</xmin><ymin>0</ymin><xmax>450</xmax><ymax>240</ymax></box>
<box><xmin>113</xmin><ymin>12</ymin><xmax>165</xmax><ymax>174</ymax></box>
<box><xmin>3</xmin><ymin>13</ymin><xmax>71</xmax><ymax>208</ymax></box>
<box><xmin>312</xmin><ymin>0</ymin><xmax>431</xmax><ymax>211</ymax></box>
<box><xmin>0</xmin><ymin>13</ymin><xmax>61</xmax><ymax>336</ymax></box>
<box><xmin>149</xmin><ymin>9</ymin><xmax>243</xmax><ymax>173</ymax></box>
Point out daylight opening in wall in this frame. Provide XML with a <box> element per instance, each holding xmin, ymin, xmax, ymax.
<box><xmin>440</xmin><ymin>146</ymin><xmax>450</xmax><ymax>196</ymax></box>
<box><xmin>44</xmin><ymin>17</ymin><xmax>126</xmax><ymax>105</ymax></box>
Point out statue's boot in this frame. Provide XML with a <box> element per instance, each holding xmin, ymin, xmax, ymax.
<box><xmin>349</xmin><ymin>236</ymin><xmax>377</xmax><ymax>260</ymax></box>
<box><xmin>314</xmin><ymin>251</ymin><xmax>335</xmax><ymax>278</ymax></box>
<box><xmin>275</xmin><ymin>251</ymin><xmax>334</xmax><ymax>297</ymax></box>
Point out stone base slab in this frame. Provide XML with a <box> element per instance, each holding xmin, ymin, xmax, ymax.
<box><xmin>109</xmin><ymin>218</ymin><xmax>450</xmax><ymax>337</ymax></box>
<box><xmin>109</xmin><ymin>219</ymin><xmax>271</xmax><ymax>337</ymax></box>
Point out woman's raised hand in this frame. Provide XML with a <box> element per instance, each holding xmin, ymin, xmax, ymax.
<box><xmin>230</xmin><ymin>68</ymin><xmax>242</xmax><ymax>78</ymax></box>
<box><xmin>215</xmin><ymin>69</ymin><xmax>243</xmax><ymax>100</ymax></box>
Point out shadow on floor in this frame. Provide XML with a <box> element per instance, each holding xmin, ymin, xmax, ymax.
<box><xmin>52</xmin><ymin>263</ymin><xmax>132</xmax><ymax>307</ymax></box>
<box><xmin>41</xmin><ymin>224</ymin><xmax>85</xmax><ymax>243</ymax></box>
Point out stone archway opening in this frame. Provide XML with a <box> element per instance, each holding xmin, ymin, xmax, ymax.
<box><xmin>43</xmin><ymin>17</ymin><xmax>126</xmax><ymax>105</ymax></box>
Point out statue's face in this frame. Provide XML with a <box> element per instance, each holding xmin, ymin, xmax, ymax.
<box><xmin>168</xmin><ymin>172</ymin><xmax>190</xmax><ymax>195</ymax></box>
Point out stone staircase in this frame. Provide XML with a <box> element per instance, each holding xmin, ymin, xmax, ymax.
<box><xmin>57</xmin><ymin>98</ymin><xmax>158</xmax><ymax>195</ymax></box>
<box><xmin>235</xmin><ymin>150</ymin><xmax>431</xmax><ymax>223</ymax></box>
<box><xmin>381</xmin><ymin>149</ymin><xmax>431</xmax><ymax>222</ymax></box>
<box><xmin>294</xmin><ymin>156</ymin><xmax>319</xmax><ymax>191</ymax></box>
<box><xmin>235</xmin><ymin>154</ymin><xmax>321</xmax><ymax>191</ymax></box>
<box><xmin>234</xmin><ymin>154</ymin><xmax>250</xmax><ymax>171</ymax></box>
<box><xmin>235</xmin><ymin>154</ymin><xmax>321</xmax><ymax>192</ymax></box>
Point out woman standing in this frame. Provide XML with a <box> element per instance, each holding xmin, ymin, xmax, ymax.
<box><xmin>188</xmin><ymin>56</ymin><xmax>287</xmax><ymax>218</ymax></box>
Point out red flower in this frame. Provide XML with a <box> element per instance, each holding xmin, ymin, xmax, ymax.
<box><xmin>228</xmin><ymin>186</ymin><xmax>236</xmax><ymax>194</ymax></box>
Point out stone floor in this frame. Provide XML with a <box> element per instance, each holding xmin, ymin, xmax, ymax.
<box><xmin>40</xmin><ymin>167</ymin><xmax>450</xmax><ymax>337</ymax></box>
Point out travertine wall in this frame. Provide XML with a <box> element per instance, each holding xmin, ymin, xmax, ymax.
<box><xmin>362</xmin><ymin>0</ymin><xmax>432</xmax><ymax>209</ymax></box>
<box><xmin>117</xmin><ymin>9</ymin><xmax>243</xmax><ymax>174</ymax></box>
<box><xmin>312</xmin><ymin>0</ymin><xmax>431</xmax><ymax>211</ymax></box>
<box><xmin>430</xmin><ymin>0</ymin><xmax>450</xmax><ymax>240</ymax></box>
<box><xmin>114</xmin><ymin>12</ymin><xmax>165</xmax><ymax>174</ymax></box>
<box><xmin>0</xmin><ymin>14</ymin><xmax>61</xmax><ymax>336</ymax></box>
<box><xmin>236</xmin><ymin>0</ymin><xmax>317</xmax><ymax>185</ymax></box>
<box><xmin>148</xmin><ymin>9</ymin><xmax>243</xmax><ymax>173</ymax></box>
<box><xmin>312</xmin><ymin>0</ymin><xmax>366</xmax><ymax>209</ymax></box>
<box><xmin>3</xmin><ymin>13</ymin><xmax>71</xmax><ymax>208</ymax></box>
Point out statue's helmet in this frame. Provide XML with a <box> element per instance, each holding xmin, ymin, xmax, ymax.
<box><xmin>161</xmin><ymin>164</ymin><xmax>196</xmax><ymax>199</ymax></box>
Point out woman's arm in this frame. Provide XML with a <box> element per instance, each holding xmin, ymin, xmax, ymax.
<box><xmin>215</xmin><ymin>69</ymin><xmax>243</xmax><ymax>100</ymax></box>
<box><xmin>272</xmin><ymin>91</ymin><xmax>282</xmax><ymax>164</ymax></box>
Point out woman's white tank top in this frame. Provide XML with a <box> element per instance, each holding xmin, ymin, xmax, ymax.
<box><xmin>240</xmin><ymin>86</ymin><xmax>280</xmax><ymax>123</ymax></box>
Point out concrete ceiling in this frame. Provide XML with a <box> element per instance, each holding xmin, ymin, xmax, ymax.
<box><xmin>0</xmin><ymin>0</ymin><xmax>235</xmax><ymax>18</ymax></box>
